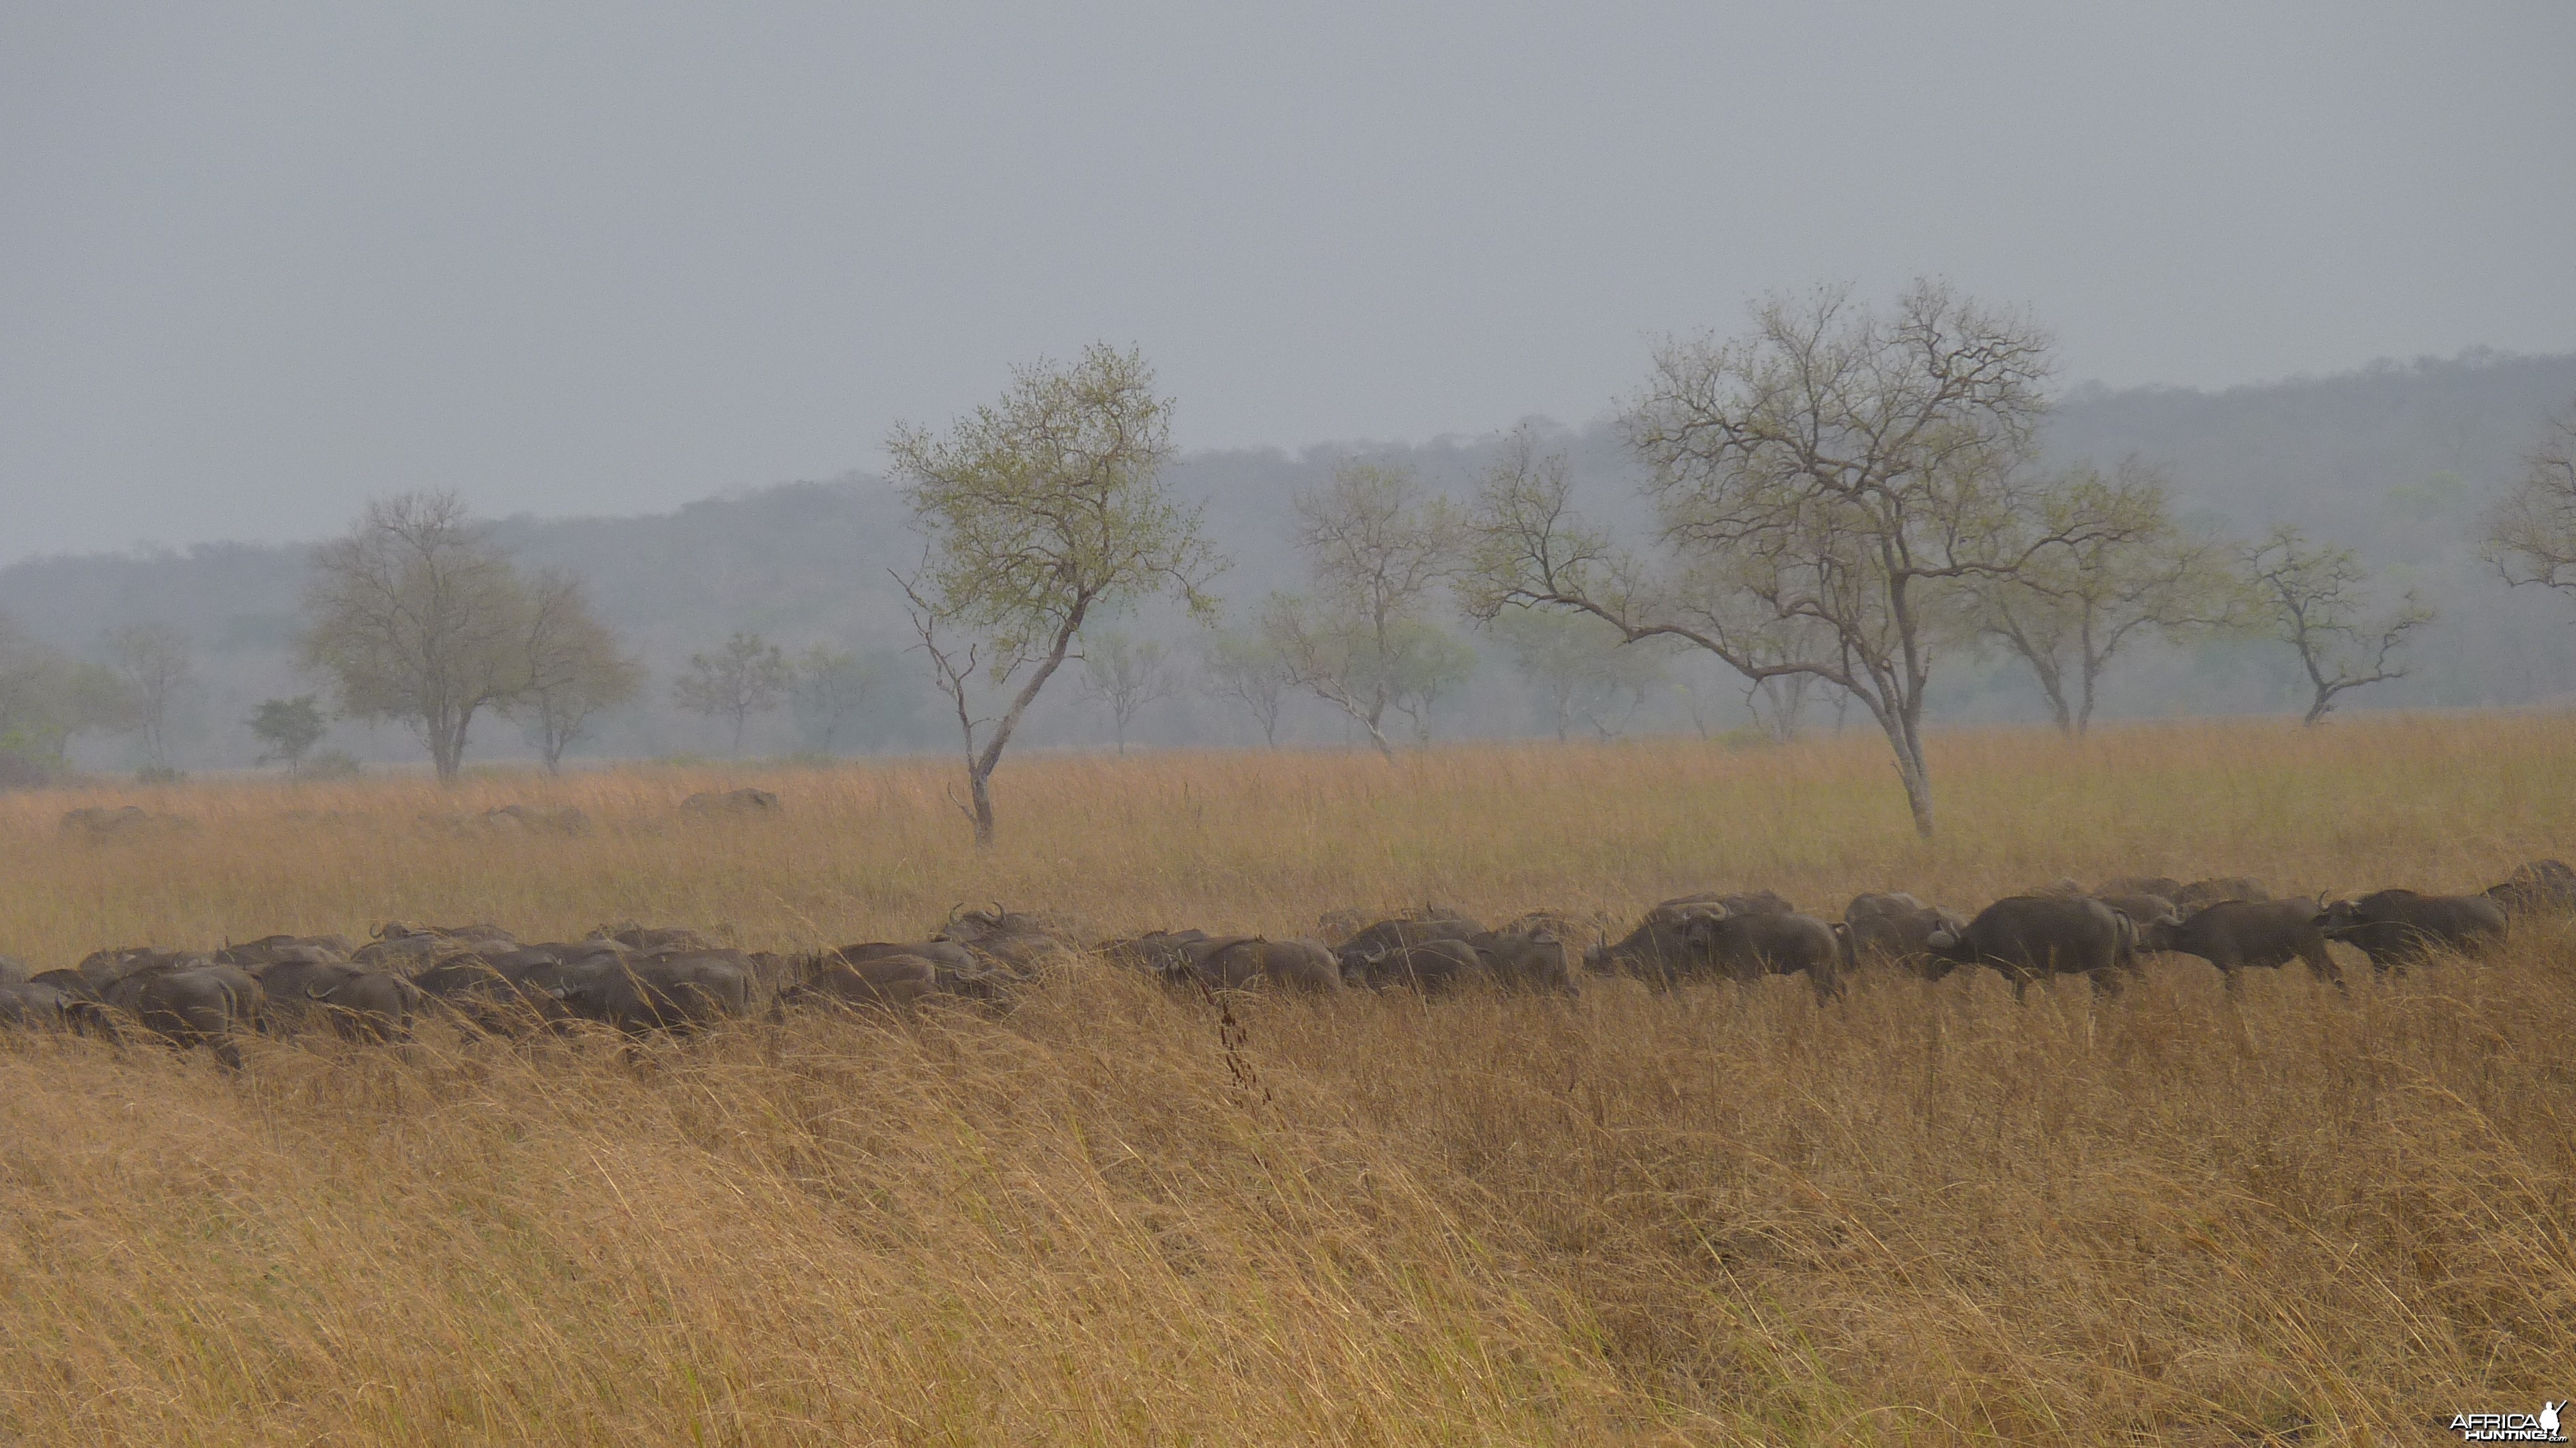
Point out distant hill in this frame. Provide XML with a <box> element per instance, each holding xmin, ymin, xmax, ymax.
<box><xmin>5</xmin><ymin>351</ymin><xmax>2572</xmax><ymax>772</ymax></box>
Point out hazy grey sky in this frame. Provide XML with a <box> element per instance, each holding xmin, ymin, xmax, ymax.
<box><xmin>5</xmin><ymin>2</ymin><xmax>2573</xmax><ymax>562</ymax></box>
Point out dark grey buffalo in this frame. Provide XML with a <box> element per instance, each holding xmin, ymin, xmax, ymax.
<box><xmin>1583</xmin><ymin>892</ymin><xmax>1758</xmax><ymax>981</ymax></box>
<box><xmin>2093</xmin><ymin>893</ymin><xmax>2183</xmax><ymax>948</ymax></box>
<box><xmin>1466</xmin><ymin>929</ymin><xmax>1578</xmax><ymax>995</ymax></box>
<box><xmin>416</xmin><ymin>949</ymin><xmax>591</xmax><ymax>1034</ymax></box>
<box><xmin>1097</xmin><ymin>931</ymin><xmax>1210</xmax><ymax>976</ymax></box>
<box><xmin>837</xmin><ymin>940</ymin><xmax>1009</xmax><ymax>999</ymax></box>
<box><xmin>102</xmin><ymin>962</ymin><xmax>262</xmax><ymax>1069</ymax></box>
<box><xmin>1345</xmin><ymin>936</ymin><xmax>1484</xmax><ymax>994</ymax></box>
<box><xmin>0</xmin><ymin>974</ymin><xmax>104</xmax><ymax>1031</ymax></box>
<box><xmin>555</xmin><ymin>951</ymin><xmax>752</xmax><ymax>1034</ymax></box>
<box><xmin>1336</xmin><ymin>915</ymin><xmax>1480</xmax><ymax>972</ymax></box>
<box><xmin>1589</xmin><ymin>897</ymin><xmax>1838</xmax><ymax>998</ymax></box>
<box><xmin>2097</xmin><ymin>875</ymin><xmax>2185</xmax><ymax>902</ymax></box>
<box><xmin>2315</xmin><ymin>890</ymin><xmax>2507</xmax><ymax>970</ymax></box>
<box><xmin>1696</xmin><ymin>911</ymin><xmax>1843</xmax><ymax>1000</ymax></box>
<box><xmin>784</xmin><ymin>955</ymin><xmax>942</xmax><ymax>1010</ymax></box>
<box><xmin>1842</xmin><ymin>893</ymin><xmax>1969</xmax><ymax>974</ymax></box>
<box><xmin>1178</xmin><ymin>937</ymin><xmax>1342</xmax><ymax>993</ymax></box>
<box><xmin>2162</xmin><ymin>899</ymin><xmax>2344</xmax><ymax>989</ymax></box>
<box><xmin>1926</xmin><ymin>896</ymin><xmax>2139</xmax><ymax>998</ymax></box>
<box><xmin>2487</xmin><ymin>860</ymin><xmax>2576</xmax><ymax>918</ymax></box>
<box><xmin>252</xmin><ymin>957</ymin><xmax>423</xmax><ymax>1041</ymax></box>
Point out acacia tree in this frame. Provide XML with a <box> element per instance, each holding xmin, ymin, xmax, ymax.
<box><xmin>1079</xmin><ymin>632</ymin><xmax>1175</xmax><ymax>755</ymax></box>
<box><xmin>1259</xmin><ymin>461</ymin><xmax>1467</xmax><ymax>757</ymax></box>
<box><xmin>104</xmin><ymin>622</ymin><xmax>196</xmax><ymax>770</ymax></box>
<box><xmin>2486</xmin><ymin>397</ymin><xmax>2576</xmax><ymax>605</ymax></box>
<box><xmin>2245</xmin><ymin>526</ymin><xmax>2432</xmax><ymax>725</ymax></box>
<box><xmin>1198</xmin><ymin>631</ymin><xmax>1295</xmax><ymax>747</ymax></box>
<box><xmin>1967</xmin><ymin>461</ymin><xmax>2247</xmax><ymax>735</ymax></box>
<box><xmin>511</xmin><ymin>570</ymin><xmax>639</xmax><ymax>772</ymax></box>
<box><xmin>1466</xmin><ymin>284</ymin><xmax>2124</xmax><ymax>838</ymax></box>
<box><xmin>248</xmin><ymin>695</ymin><xmax>328</xmax><ymax>777</ymax></box>
<box><xmin>300</xmin><ymin>491</ymin><xmax>532</xmax><ymax>781</ymax></box>
<box><xmin>673</xmin><ymin>631</ymin><xmax>790</xmax><ymax>756</ymax></box>
<box><xmin>893</xmin><ymin>344</ymin><xmax>1220</xmax><ymax>845</ymax></box>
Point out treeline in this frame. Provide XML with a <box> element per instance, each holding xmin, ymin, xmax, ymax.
<box><xmin>2</xmin><ymin>303</ymin><xmax>2573</xmax><ymax>803</ymax></box>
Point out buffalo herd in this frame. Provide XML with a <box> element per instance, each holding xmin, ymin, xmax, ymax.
<box><xmin>2</xmin><ymin>861</ymin><xmax>2568</xmax><ymax>1070</ymax></box>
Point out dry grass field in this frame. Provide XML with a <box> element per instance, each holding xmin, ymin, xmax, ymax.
<box><xmin>3</xmin><ymin>714</ymin><xmax>2574</xmax><ymax>1443</ymax></box>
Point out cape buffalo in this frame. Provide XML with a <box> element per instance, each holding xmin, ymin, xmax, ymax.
<box><xmin>557</xmin><ymin>951</ymin><xmax>752</xmax><ymax>1035</ymax></box>
<box><xmin>1926</xmin><ymin>896</ymin><xmax>2139</xmax><ymax>998</ymax></box>
<box><xmin>103</xmin><ymin>962</ymin><xmax>261</xmax><ymax>1069</ymax></box>
<box><xmin>1842</xmin><ymin>893</ymin><xmax>1969</xmax><ymax>974</ymax></box>
<box><xmin>2487</xmin><ymin>860</ymin><xmax>2576</xmax><ymax>918</ymax></box>
<box><xmin>2315</xmin><ymin>890</ymin><xmax>2506</xmax><ymax>970</ymax></box>
<box><xmin>1337</xmin><ymin>915</ymin><xmax>1479</xmax><ymax>966</ymax></box>
<box><xmin>2097</xmin><ymin>875</ymin><xmax>2184</xmax><ymax>901</ymax></box>
<box><xmin>785</xmin><ymin>955</ymin><xmax>942</xmax><ymax>1010</ymax></box>
<box><xmin>1181</xmin><ymin>937</ymin><xmax>1342</xmax><ymax>993</ymax></box>
<box><xmin>1346</xmin><ymin>936</ymin><xmax>1484</xmax><ymax>994</ymax></box>
<box><xmin>1466</xmin><ymin>929</ymin><xmax>1579</xmax><ymax>996</ymax></box>
<box><xmin>2093</xmin><ymin>893</ymin><xmax>2183</xmax><ymax>949</ymax></box>
<box><xmin>2162</xmin><ymin>898</ymin><xmax>2344</xmax><ymax>989</ymax></box>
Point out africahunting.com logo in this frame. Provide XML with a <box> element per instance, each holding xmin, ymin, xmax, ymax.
<box><xmin>2448</xmin><ymin>1402</ymin><xmax>2566</xmax><ymax>1443</ymax></box>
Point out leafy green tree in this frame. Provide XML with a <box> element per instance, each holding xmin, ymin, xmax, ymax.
<box><xmin>2245</xmin><ymin>526</ymin><xmax>2433</xmax><ymax>725</ymax></box>
<box><xmin>892</xmin><ymin>344</ymin><xmax>1221</xmax><ymax>845</ymax></box>
<box><xmin>248</xmin><ymin>695</ymin><xmax>328</xmax><ymax>777</ymax></box>
<box><xmin>300</xmin><ymin>491</ymin><xmax>534</xmax><ymax>781</ymax></box>
<box><xmin>1260</xmin><ymin>461</ymin><xmax>1465</xmax><ymax>757</ymax></box>
<box><xmin>673</xmin><ymin>631</ymin><xmax>790</xmax><ymax>757</ymax></box>
<box><xmin>1466</xmin><ymin>285</ymin><xmax>2114</xmax><ymax>839</ymax></box>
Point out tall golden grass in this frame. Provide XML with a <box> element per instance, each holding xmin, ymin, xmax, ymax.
<box><xmin>3</xmin><ymin>714</ymin><xmax>2573</xmax><ymax>1443</ymax></box>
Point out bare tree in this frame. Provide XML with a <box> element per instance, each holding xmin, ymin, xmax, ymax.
<box><xmin>673</xmin><ymin>631</ymin><xmax>790</xmax><ymax>756</ymax></box>
<box><xmin>1198</xmin><ymin>631</ymin><xmax>1294</xmax><ymax>747</ymax></box>
<box><xmin>2486</xmin><ymin>397</ymin><xmax>2576</xmax><ymax>605</ymax></box>
<box><xmin>1466</xmin><ymin>285</ymin><xmax>2109</xmax><ymax>838</ymax></box>
<box><xmin>104</xmin><ymin>622</ymin><xmax>195</xmax><ymax>770</ymax></box>
<box><xmin>1967</xmin><ymin>461</ymin><xmax>2248</xmax><ymax>735</ymax></box>
<box><xmin>892</xmin><ymin>344</ymin><xmax>1220</xmax><ymax>845</ymax></box>
<box><xmin>510</xmin><ymin>570</ymin><xmax>639</xmax><ymax>772</ymax></box>
<box><xmin>2245</xmin><ymin>526</ymin><xmax>2433</xmax><ymax>726</ymax></box>
<box><xmin>1260</xmin><ymin>461</ymin><xmax>1466</xmax><ymax>757</ymax></box>
<box><xmin>1079</xmin><ymin>632</ymin><xmax>1175</xmax><ymax>755</ymax></box>
<box><xmin>300</xmin><ymin>491</ymin><xmax>532</xmax><ymax>781</ymax></box>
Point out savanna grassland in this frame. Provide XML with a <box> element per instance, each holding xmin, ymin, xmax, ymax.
<box><xmin>4</xmin><ymin>714</ymin><xmax>2575</xmax><ymax>1444</ymax></box>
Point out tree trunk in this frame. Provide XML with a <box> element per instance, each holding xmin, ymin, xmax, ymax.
<box><xmin>968</xmin><ymin>764</ymin><xmax>996</xmax><ymax>847</ymax></box>
<box><xmin>1880</xmin><ymin>710</ymin><xmax>1937</xmax><ymax>840</ymax></box>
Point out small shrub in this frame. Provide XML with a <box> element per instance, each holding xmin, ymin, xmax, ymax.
<box><xmin>302</xmin><ymin>750</ymin><xmax>363</xmax><ymax>781</ymax></box>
